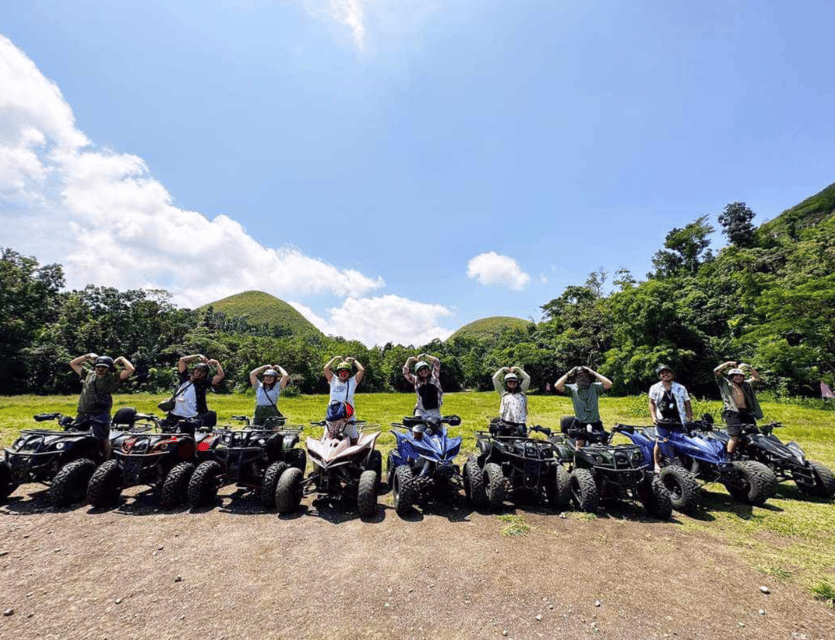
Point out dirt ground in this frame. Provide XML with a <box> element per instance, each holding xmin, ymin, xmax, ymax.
<box><xmin>1</xmin><ymin>483</ymin><xmax>834</xmax><ymax>640</ymax></box>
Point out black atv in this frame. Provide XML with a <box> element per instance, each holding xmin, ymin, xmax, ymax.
<box><xmin>187</xmin><ymin>415</ymin><xmax>306</xmax><ymax>509</ymax></box>
<box><xmin>86</xmin><ymin>413</ymin><xmax>208</xmax><ymax>509</ymax></box>
<box><xmin>552</xmin><ymin>421</ymin><xmax>673</xmax><ymax>519</ymax></box>
<box><xmin>709</xmin><ymin>421</ymin><xmax>835</xmax><ymax>499</ymax></box>
<box><xmin>464</xmin><ymin>420</ymin><xmax>571</xmax><ymax>512</ymax></box>
<box><xmin>0</xmin><ymin>407</ymin><xmax>137</xmax><ymax>508</ymax></box>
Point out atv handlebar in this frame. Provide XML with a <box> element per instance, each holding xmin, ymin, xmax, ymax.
<box><xmin>33</xmin><ymin>413</ymin><xmax>62</xmax><ymax>422</ymax></box>
<box><xmin>529</xmin><ymin>425</ymin><xmax>552</xmax><ymax>436</ymax></box>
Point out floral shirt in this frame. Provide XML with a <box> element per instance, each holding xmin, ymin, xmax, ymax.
<box><xmin>648</xmin><ymin>381</ymin><xmax>691</xmax><ymax>424</ymax></box>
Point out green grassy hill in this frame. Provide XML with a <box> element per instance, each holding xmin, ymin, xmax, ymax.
<box><xmin>447</xmin><ymin>316</ymin><xmax>533</xmax><ymax>343</ymax></box>
<box><xmin>198</xmin><ymin>290</ymin><xmax>323</xmax><ymax>337</ymax></box>
<box><xmin>759</xmin><ymin>180</ymin><xmax>835</xmax><ymax>238</ymax></box>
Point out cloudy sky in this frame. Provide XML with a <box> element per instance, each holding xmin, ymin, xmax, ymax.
<box><xmin>2</xmin><ymin>1</ymin><xmax>834</xmax><ymax>346</ymax></box>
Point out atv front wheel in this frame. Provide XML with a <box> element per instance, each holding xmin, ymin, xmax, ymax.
<box><xmin>798</xmin><ymin>461</ymin><xmax>835</xmax><ymax>498</ymax></box>
<box><xmin>484</xmin><ymin>462</ymin><xmax>505</xmax><ymax>511</ymax></box>
<box><xmin>50</xmin><ymin>458</ymin><xmax>97</xmax><ymax>508</ymax></box>
<box><xmin>638</xmin><ymin>475</ymin><xmax>673</xmax><ymax>520</ymax></box>
<box><xmin>285</xmin><ymin>448</ymin><xmax>307</xmax><ymax>473</ymax></box>
<box><xmin>357</xmin><ymin>469</ymin><xmax>378</xmax><ymax>518</ymax></box>
<box><xmin>393</xmin><ymin>464</ymin><xmax>415</xmax><ymax>516</ymax></box>
<box><xmin>161</xmin><ymin>462</ymin><xmax>195</xmax><ymax>509</ymax></box>
<box><xmin>465</xmin><ymin>455</ymin><xmax>487</xmax><ymax>508</ymax></box>
<box><xmin>86</xmin><ymin>460</ymin><xmax>122</xmax><ymax>508</ymax></box>
<box><xmin>262</xmin><ymin>462</ymin><xmax>290</xmax><ymax>510</ymax></box>
<box><xmin>366</xmin><ymin>450</ymin><xmax>382</xmax><ymax>478</ymax></box>
<box><xmin>275</xmin><ymin>466</ymin><xmax>304</xmax><ymax>514</ymax></box>
<box><xmin>659</xmin><ymin>465</ymin><xmax>701</xmax><ymax>513</ymax></box>
<box><xmin>724</xmin><ymin>460</ymin><xmax>777</xmax><ymax>506</ymax></box>
<box><xmin>569</xmin><ymin>468</ymin><xmax>598</xmax><ymax>513</ymax></box>
<box><xmin>0</xmin><ymin>462</ymin><xmax>18</xmax><ymax>502</ymax></box>
<box><xmin>187</xmin><ymin>461</ymin><xmax>222</xmax><ymax>508</ymax></box>
<box><xmin>546</xmin><ymin>464</ymin><xmax>572</xmax><ymax>510</ymax></box>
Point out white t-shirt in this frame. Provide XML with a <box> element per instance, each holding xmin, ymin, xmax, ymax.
<box><xmin>329</xmin><ymin>375</ymin><xmax>357</xmax><ymax>406</ymax></box>
<box><xmin>255</xmin><ymin>381</ymin><xmax>280</xmax><ymax>407</ymax></box>
<box><xmin>172</xmin><ymin>382</ymin><xmax>197</xmax><ymax>418</ymax></box>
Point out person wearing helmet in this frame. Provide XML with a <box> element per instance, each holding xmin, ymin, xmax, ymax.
<box><xmin>249</xmin><ymin>363</ymin><xmax>290</xmax><ymax>427</ymax></box>
<box><xmin>648</xmin><ymin>364</ymin><xmax>693</xmax><ymax>472</ymax></box>
<box><xmin>166</xmin><ymin>354</ymin><xmax>225</xmax><ymax>430</ymax></box>
<box><xmin>402</xmin><ymin>354</ymin><xmax>443</xmax><ymax>421</ymax></box>
<box><xmin>69</xmin><ymin>352</ymin><xmax>135</xmax><ymax>459</ymax></box>
<box><xmin>492</xmin><ymin>366</ymin><xmax>532</xmax><ymax>436</ymax></box>
<box><xmin>554</xmin><ymin>365</ymin><xmax>612</xmax><ymax>447</ymax></box>
<box><xmin>324</xmin><ymin>356</ymin><xmax>365</xmax><ymax>443</ymax></box>
<box><xmin>714</xmin><ymin>360</ymin><xmax>763</xmax><ymax>454</ymax></box>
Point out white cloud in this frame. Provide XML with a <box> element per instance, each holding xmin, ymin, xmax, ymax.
<box><xmin>467</xmin><ymin>251</ymin><xmax>530</xmax><ymax>290</ymax></box>
<box><xmin>291</xmin><ymin>295</ymin><xmax>453</xmax><ymax>346</ymax></box>
<box><xmin>0</xmin><ymin>34</ymin><xmax>384</xmax><ymax>308</ymax></box>
<box><xmin>329</xmin><ymin>0</ymin><xmax>367</xmax><ymax>50</ymax></box>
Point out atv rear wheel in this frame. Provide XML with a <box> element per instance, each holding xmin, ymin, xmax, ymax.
<box><xmin>724</xmin><ymin>460</ymin><xmax>777</xmax><ymax>506</ymax></box>
<box><xmin>0</xmin><ymin>462</ymin><xmax>16</xmax><ymax>502</ymax></box>
<box><xmin>86</xmin><ymin>460</ymin><xmax>122</xmax><ymax>508</ymax></box>
<box><xmin>357</xmin><ymin>469</ymin><xmax>378</xmax><ymax>518</ymax></box>
<box><xmin>275</xmin><ymin>466</ymin><xmax>304</xmax><ymax>514</ymax></box>
<box><xmin>285</xmin><ymin>448</ymin><xmax>307</xmax><ymax>472</ymax></box>
<box><xmin>659</xmin><ymin>465</ymin><xmax>701</xmax><ymax>513</ymax></box>
<box><xmin>49</xmin><ymin>458</ymin><xmax>97</xmax><ymax>508</ymax></box>
<box><xmin>569</xmin><ymin>468</ymin><xmax>598</xmax><ymax>513</ymax></box>
<box><xmin>262</xmin><ymin>462</ymin><xmax>290</xmax><ymax>510</ymax></box>
<box><xmin>638</xmin><ymin>475</ymin><xmax>673</xmax><ymax>520</ymax></box>
<box><xmin>465</xmin><ymin>455</ymin><xmax>487</xmax><ymax>508</ymax></box>
<box><xmin>160</xmin><ymin>462</ymin><xmax>195</xmax><ymax>509</ymax></box>
<box><xmin>798</xmin><ymin>461</ymin><xmax>835</xmax><ymax>498</ymax></box>
<box><xmin>484</xmin><ymin>462</ymin><xmax>505</xmax><ymax>511</ymax></box>
<box><xmin>393</xmin><ymin>464</ymin><xmax>415</xmax><ymax>516</ymax></box>
<box><xmin>187</xmin><ymin>461</ymin><xmax>222</xmax><ymax>508</ymax></box>
<box><xmin>546</xmin><ymin>464</ymin><xmax>572</xmax><ymax>510</ymax></box>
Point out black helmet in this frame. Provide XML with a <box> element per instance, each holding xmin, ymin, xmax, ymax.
<box><xmin>194</xmin><ymin>363</ymin><xmax>210</xmax><ymax>374</ymax></box>
<box><xmin>655</xmin><ymin>364</ymin><xmax>674</xmax><ymax>376</ymax></box>
<box><xmin>94</xmin><ymin>356</ymin><xmax>114</xmax><ymax>370</ymax></box>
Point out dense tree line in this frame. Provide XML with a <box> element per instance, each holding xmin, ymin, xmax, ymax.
<box><xmin>2</xmin><ymin>195</ymin><xmax>834</xmax><ymax>398</ymax></box>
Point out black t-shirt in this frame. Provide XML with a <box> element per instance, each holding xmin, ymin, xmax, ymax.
<box><xmin>417</xmin><ymin>383</ymin><xmax>440</xmax><ymax>411</ymax></box>
<box><xmin>657</xmin><ymin>389</ymin><xmax>680</xmax><ymax>422</ymax></box>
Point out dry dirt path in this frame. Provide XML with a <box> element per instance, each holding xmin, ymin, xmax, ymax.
<box><xmin>1</xmin><ymin>485</ymin><xmax>833</xmax><ymax>640</ymax></box>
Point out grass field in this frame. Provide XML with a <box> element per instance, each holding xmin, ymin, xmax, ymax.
<box><xmin>2</xmin><ymin>391</ymin><xmax>835</xmax><ymax>602</ymax></box>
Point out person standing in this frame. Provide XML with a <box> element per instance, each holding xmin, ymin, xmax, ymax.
<box><xmin>69</xmin><ymin>352</ymin><xmax>135</xmax><ymax>459</ymax></box>
<box><xmin>714</xmin><ymin>360</ymin><xmax>763</xmax><ymax>455</ymax></box>
<box><xmin>492</xmin><ymin>366</ymin><xmax>531</xmax><ymax>435</ymax></box>
<box><xmin>648</xmin><ymin>364</ymin><xmax>693</xmax><ymax>473</ymax></box>
<box><xmin>554</xmin><ymin>365</ymin><xmax>613</xmax><ymax>446</ymax></box>
<box><xmin>167</xmin><ymin>354</ymin><xmax>225</xmax><ymax>429</ymax></box>
<box><xmin>249</xmin><ymin>363</ymin><xmax>290</xmax><ymax>426</ymax></box>
<box><xmin>323</xmin><ymin>356</ymin><xmax>365</xmax><ymax>444</ymax></box>
<box><xmin>402</xmin><ymin>354</ymin><xmax>444</xmax><ymax>420</ymax></box>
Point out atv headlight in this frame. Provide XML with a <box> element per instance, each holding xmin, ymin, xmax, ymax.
<box><xmin>632</xmin><ymin>450</ymin><xmax>643</xmax><ymax>464</ymax></box>
<box><xmin>55</xmin><ymin>442</ymin><xmax>65</xmax><ymax>450</ymax></box>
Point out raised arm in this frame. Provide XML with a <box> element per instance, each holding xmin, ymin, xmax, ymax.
<box><xmin>179</xmin><ymin>353</ymin><xmax>207</xmax><ymax>373</ymax></box>
<box><xmin>69</xmin><ymin>352</ymin><xmax>96</xmax><ymax>377</ymax></box>
<box><xmin>250</xmin><ymin>364</ymin><xmax>270</xmax><ymax>388</ymax></box>
<box><xmin>714</xmin><ymin>360</ymin><xmax>737</xmax><ymax>377</ymax></box>
<box><xmin>585</xmin><ymin>366</ymin><xmax>612</xmax><ymax>391</ymax></box>
<box><xmin>554</xmin><ymin>368</ymin><xmax>574</xmax><ymax>394</ymax></box>
<box><xmin>277</xmin><ymin>365</ymin><xmax>291</xmax><ymax>390</ymax></box>
<box><xmin>492</xmin><ymin>367</ymin><xmax>508</xmax><ymax>394</ymax></box>
<box><xmin>402</xmin><ymin>357</ymin><xmax>417</xmax><ymax>384</ymax></box>
<box><xmin>513</xmin><ymin>366</ymin><xmax>531</xmax><ymax>392</ymax></box>
<box><xmin>115</xmin><ymin>356</ymin><xmax>135</xmax><ymax>381</ymax></box>
<box><xmin>348</xmin><ymin>356</ymin><xmax>365</xmax><ymax>385</ymax></box>
<box><xmin>741</xmin><ymin>363</ymin><xmax>761</xmax><ymax>384</ymax></box>
<box><xmin>207</xmin><ymin>359</ymin><xmax>225</xmax><ymax>386</ymax></box>
<box><xmin>323</xmin><ymin>356</ymin><xmax>341</xmax><ymax>383</ymax></box>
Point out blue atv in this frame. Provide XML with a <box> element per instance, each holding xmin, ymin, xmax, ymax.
<box><xmin>387</xmin><ymin>415</ymin><xmax>462</xmax><ymax>516</ymax></box>
<box><xmin>614</xmin><ymin>417</ymin><xmax>777</xmax><ymax>512</ymax></box>
<box><xmin>709</xmin><ymin>422</ymin><xmax>835</xmax><ymax>499</ymax></box>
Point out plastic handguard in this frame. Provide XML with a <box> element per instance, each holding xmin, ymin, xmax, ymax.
<box><xmin>402</xmin><ymin>417</ymin><xmax>423</xmax><ymax>428</ymax></box>
<box><xmin>443</xmin><ymin>415</ymin><xmax>462</xmax><ymax>426</ymax></box>
<box><xmin>33</xmin><ymin>413</ymin><xmax>60</xmax><ymax>422</ymax></box>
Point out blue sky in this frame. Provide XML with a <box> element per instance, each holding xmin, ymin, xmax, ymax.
<box><xmin>2</xmin><ymin>1</ymin><xmax>834</xmax><ymax>345</ymax></box>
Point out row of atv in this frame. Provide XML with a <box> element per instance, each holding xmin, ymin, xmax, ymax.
<box><xmin>3</xmin><ymin>409</ymin><xmax>833</xmax><ymax>520</ymax></box>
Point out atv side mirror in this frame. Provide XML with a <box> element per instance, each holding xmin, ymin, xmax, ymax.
<box><xmin>444</xmin><ymin>415</ymin><xmax>461</xmax><ymax>426</ymax></box>
<box><xmin>702</xmin><ymin>413</ymin><xmax>714</xmax><ymax>424</ymax></box>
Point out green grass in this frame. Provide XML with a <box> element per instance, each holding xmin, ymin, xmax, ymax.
<box><xmin>2</xmin><ymin>391</ymin><xmax>835</xmax><ymax>597</ymax></box>
<box><xmin>810</xmin><ymin>581</ymin><xmax>835</xmax><ymax>607</ymax></box>
<box><xmin>498</xmin><ymin>515</ymin><xmax>530</xmax><ymax>537</ymax></box>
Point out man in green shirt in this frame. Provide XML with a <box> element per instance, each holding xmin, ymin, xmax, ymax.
<box><xmin>69</xmin><ymin>352</ymin><xmax>135</xmax><ymax>459</ymax></box>
<box><xmin>555</xmin><ymin>366</ymin><xmax>613</xmax><ymax>447</ymax></box>
<box><xmin>714</xmin><ymin>360</ymin><xmax>763</xmax><ymax>455</ymax></box>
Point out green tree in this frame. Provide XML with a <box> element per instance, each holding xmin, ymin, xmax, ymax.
<box><xmin>719</xmin><ymin>202</ymin><xmax>756</xmax><ymax>248</ymax></box>
<box><xmin>650</xmin><ymin>215</ymin><xmax>715</xmax><ymax>278</ymax></box>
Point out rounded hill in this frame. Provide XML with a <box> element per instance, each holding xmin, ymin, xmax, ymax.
<box><xmin>198</xmin><ymin>290</ymin><xmax>323</xmax><ymax>337</ymax></box>
<box><xmin>447</xmin><ymin>316</ymin><xmax>534</xmax><ymax>343</ymax></box>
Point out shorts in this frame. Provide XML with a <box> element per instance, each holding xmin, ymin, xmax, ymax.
<box><xmin>75</xmin><ymin>413</ymin><xmax>110</xmax><ymax>441</ymax></box>
<box><xmin>722</xmin><ymin>410</ymin><xmax>757</xmax><ymax>437</ymax></box>
<box><xmin>655</xmin><ymin>423</ymin><xmax>684</xmax><ymax>440</ymax></box>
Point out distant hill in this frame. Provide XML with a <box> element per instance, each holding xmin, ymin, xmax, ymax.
<box><xmin>198</xmin><ymin>291</ymin><xmax>323</xmax><ymax>337</ymax></box>
<box><xmin>759</xmin><ymin>180</ymin><xmax>835</xmax><ymax>238</ymax></box>
<box><xmin>447</xmin><ymin>316</ymin><xmax>533</xmax><ymax>343</ymax></box>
